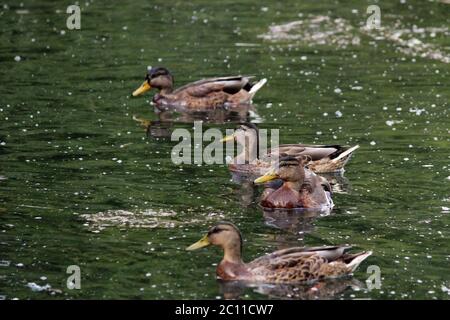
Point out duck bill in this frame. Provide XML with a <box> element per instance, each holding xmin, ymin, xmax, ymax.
<box><xmin>132</xmin><ymin>81</ymin><xmax>151</xmax><ymax>96</ymax></box>
<box><xmin>254</xmin><ymin>170</ymin><xmax>278</xmax><ymax>184</ymax></box>
<box><xmin>220</xmin><ymin>134</ymin><xmax>235</xmax><ymax>143</ymax></box>
<box><xmin>186</xmin><ymin>235</ymin><xmax>210</xmax><ymax>251</ymax></box>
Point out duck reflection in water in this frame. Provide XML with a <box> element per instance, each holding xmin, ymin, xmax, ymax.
<box><xmin>218</xmin><ymin>277</ymin><xmax>364</xmax><ymax>300</ymax></box>
<box><xmin>262</xmin><ymin>208</ymin><xmax>327</xmax><ymax>237</ymax></box>
<box><xmin>155</xmin><ymin>104</ymin><xmax>256</xmax><ymax>123</ymax></box>
<box><xmin>132</xmin><ymin>104</ymin><xmax>259</xmax><ymax>139</ymax></box>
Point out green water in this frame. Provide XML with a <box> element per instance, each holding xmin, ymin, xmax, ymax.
<box><xmin>0</xmin><ymin>0</ymin><xmax>449</xmax><ymax>299</ymax></box>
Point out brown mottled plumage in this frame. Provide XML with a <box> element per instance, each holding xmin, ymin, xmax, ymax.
<box><xmin>132</xmin><ymin>67</ymin><xmax>267</xmax><ymax>111</ymax></box>
<box><xmin>186</xmin><ymin>222</ymin><xmax>372</xmax><ymax>284</ymax></box>
<box><xmin>223</xmin><ymin>123</ymin><xmax>359</xmax><ymax>175</ymax></box>
<box><xmin>255</xmin><ymin>156</ymin><xmax>334</xmax><ymax>210</ymax></box>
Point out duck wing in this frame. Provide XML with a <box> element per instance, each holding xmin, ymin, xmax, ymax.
<box><xmin>248</xmin><ymin>245</ymin><xmax>352</xmax><ymax>269</ymax></box>
<box><xmin>247</xmin><ymin>246</ymin><xmax>370</xmax><ymax>283</ymax></box>
<box><xmin>267</xmin><ymin>144</ymin><xmax>340</xmax><ymax>161</ymax></box>
<box><xmin>248</xmin><ymin>249</ymin><xmax>338</xmax><ymax>283</ymax></box>
<box><xmin>173</xmin><ymin>76</ymin><xmax>253</xmax><ymax>97</ymax></box>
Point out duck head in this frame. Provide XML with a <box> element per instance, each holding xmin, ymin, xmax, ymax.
<box><xmin>254</xmin><ymin>155</ymin><xmax>306</xmax><ymax>185</ymax></box>
<box><xmin>186</xmin><ymin>222</ymin><xmax>243</xmax><ymax>263</ymax></box>
<box><xmin>220</xmin><ymin>123</ymin><xmax>259</xmax><ymax>164</ymax></box>
<box><xmin>220</xmin><ymin>123</ymin><xmax>259</xmax><ymax>143</ymax></box>
<box><xmin>132</xmin><ymin>66</ymin><xmax>174</xmax><ymax>96</ymax></box>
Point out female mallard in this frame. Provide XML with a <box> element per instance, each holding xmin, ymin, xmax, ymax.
<box><xmin>254</xmin><ymin>156</ymin><xmax>333</xmax><ymax>210</ymax></box>
<box><xmin>132</xmin><ymin>67</ymin><xmax>267</xmax><ymax>111</ymax></box>
<box><xmin>221</xmin><ymin>123</ymin><xmax>359</xmax><ymax>175</ymax></box>
<box><xmin>186</xmin><ymin>222</ymin><xmax>372</xmax><ymax>283</ymax></box>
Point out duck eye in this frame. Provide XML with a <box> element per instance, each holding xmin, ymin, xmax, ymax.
<box><xmin>208</xmin><ymin>227</ymin><xmax>224</xmax><ymax>235</ymax></box>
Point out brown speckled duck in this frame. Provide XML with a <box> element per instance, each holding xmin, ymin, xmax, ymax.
<box><xmin>254</xmin><ymin>156</ymin><xmax>333</xmax><ymax>210</ymax></box>
<box><xmin>186</xmin><ymin>222</ymin><xmax>372</xmax><ymax>283</ymax></box>
<box><xmin>132</xmin><ymin>67</ymin><xmax>267</xmax><ymax>111</ymax></box>
<box><xmin>221</xmin><ymin>123</ymin><xmax>359</xmax><ymax>175</ymax></box>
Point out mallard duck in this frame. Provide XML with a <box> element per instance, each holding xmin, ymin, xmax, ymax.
<box><xmin>254</xmin><ymin>156</ymin><xmax>333</xmax><ymax>210</ymax></box>
<box><xmin>186</xmin><ymin>222</ymin><xmax>372</xmax><ymax>283</ymax></box>
<box><xmin>221</xmin><ymin>123</ymin><xmax>359</xmax><ymax>175</ymax></box>
<box><xmin>132</xmin><ymin>67</ymin><xmax>267</xmax><ymax>111</ymax></box>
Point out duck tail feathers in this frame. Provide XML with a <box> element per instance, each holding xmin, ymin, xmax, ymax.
<box><xmin>332</xmin><ymin>145</ymin><xmax>360</xmax><ymax>163</ymax></box>
<box><xmin>249</xmin><ymin>78</ymin><xmax>267</xmax><ymax>98</ymax></box>
<box><xmin>346</xmin><ymin>251</ymin><xmax>372</xmax><ymax>272</ymax></box>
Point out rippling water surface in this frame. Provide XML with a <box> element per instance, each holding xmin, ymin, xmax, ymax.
<box><xmin>0</xmin><ymin>0</ymin><xmax>449</xmax><ymax>299</ymax></box>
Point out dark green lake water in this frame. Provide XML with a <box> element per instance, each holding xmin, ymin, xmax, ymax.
<box><xmin>0</xmin><ymin>0</ymin><xmax>449</xmax><ymax>299</ymax></box>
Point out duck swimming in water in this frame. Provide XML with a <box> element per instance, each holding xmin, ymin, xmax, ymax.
<box><xmin>187</xmin><ymin>222</ymin><xmax>372</xmax><ymax>283</ymax></box>
<box><xmin>221</xmin><ymin>123</ymin><xmax>359</xmax><ymax>175</ymax></box>
<box><xmin>132</xmin><ymin>67</ymin><xmax>267</xmax><ymax>111</ymax></box>
<box><xmin>254</xmin><ymin>156</ymin><xmax>333</xmax><ymax>210</ymax></box>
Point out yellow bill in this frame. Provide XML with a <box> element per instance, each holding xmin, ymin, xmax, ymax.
<box><xmin>254</xmin><ymin>169</ymin><xmax>278</xmax><ymax>184</ymax></box>
<box><xmin>186</xmin><ymin>234</ymin><xmax>210</xmax><ymax>251</ymax></box>
<box><xmin>132</xmin><ymin>81</ymin><xmax>151</xmax><ymax>97</ymax></box>
<box><xmin>220</xmin><ymin>134</ymin><xmax>235</xmax><ymax>143</ymax></box>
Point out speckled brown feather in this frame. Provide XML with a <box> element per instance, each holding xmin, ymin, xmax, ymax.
<box><xmin>307</xmin><ymin>155</ymin><xmax>352</xmax><ymax>173</ymax></box>
<box><xmin>240</xmin><ymin>247</ymin><xmax>367</xmax><ymax>283</ymax></box>
<box><xmin>154</xmin><ymin>76</ymin><xmax>260</xmax><ymax>110</ymax></box>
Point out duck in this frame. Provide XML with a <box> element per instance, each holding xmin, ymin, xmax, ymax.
<box><xmin>186</xmin><ymin>222</ymin><xmax>372</xmax><ymax>283</ymax></box>
<box><xmin>221</xmin><ymin>123</ymin><xmax>359</xmax><ymax>175</ymax></box>
<box><xmin>132</xmin><ymin>67</ymin><xmax>267</xmax><ymax>111</ymax></box>
<box><xmin>254</xmin><ymin>156</ymin><xmax>333</xmax><ymax>210</ymax></box>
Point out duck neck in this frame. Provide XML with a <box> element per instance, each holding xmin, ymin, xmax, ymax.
<box><xmin>283</xmin><ymin>180</ymin><xmax>302</xmax><ymax>191</ymax></box>
<box><xmin>235</xmin><ymin>132</ymin><xmax>259</xmax><ymax>164</ymax></box>
<box><xmin>222</xmin><ymin>242</ymin><xmax>244</xmax><ymax>265</ymax></box>
<box><xmin>159</xmin><ymin>87</ymin><xmax>173</xmax><ymax>95</ymax></box>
